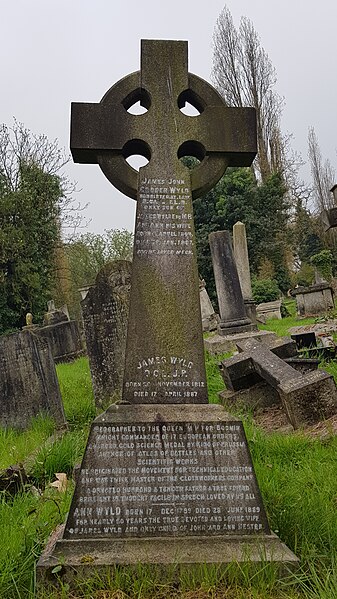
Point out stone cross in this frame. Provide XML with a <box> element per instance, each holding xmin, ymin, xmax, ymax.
<box><xmin>71</xmin><ymin>40</ymin><xmax>256</xmax><ymax>405</ymax></box>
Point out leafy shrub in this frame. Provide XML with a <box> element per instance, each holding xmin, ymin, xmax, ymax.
<box><xmin>252</xmin><ymin>278</ymin><xmax>280</xmax><ymax>304</ymax></box>
<box><xmin>310</xmin><ymin>250</ymin><xmax>333</xmax><ymax>282</ymax></box>
<box><xmin>292</xmin><ymin>262</ymin><xmax>315</xmax><ymax>287</ymax></box>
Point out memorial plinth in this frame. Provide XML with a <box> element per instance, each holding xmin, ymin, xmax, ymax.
<box><xmin>38</xmin><ymin>405</ymin><xmax>297</xmax><ymax>576</ymax></box>
<box><xmin>37</xmin><ymin>39</ymin><xmax>297</xmax><ymax>587</ymax></box>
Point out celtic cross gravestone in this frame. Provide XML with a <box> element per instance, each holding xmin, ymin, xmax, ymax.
<box><xmin>37</xmin><ymin>40</ymin><xmax>297</xmax><ymax>583</ymax></box>
<box><xmin>71</xmin><ymin>40</ymin><xmax>256</xmax><ymax>404</ymax></box>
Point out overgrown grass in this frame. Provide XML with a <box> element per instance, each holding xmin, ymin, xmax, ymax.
<box><xmin>0</xmin><ymin>415</ymin><xmax>55</xmax><ymax>469</ymax></box>
<box><xmin>56</xmin><ymin>357</ymin><xmax>96</xmax><ymax>428</ymax></box>
<box><xmin>0</xmin><ymin>488</ymin><xmax>72</xmax><ymax>598</ymax></box>
<box><xmin>258</xmin><ymin>315</ymin><xmax>316</xmax><ymax>337</ymax></box>
<box><xmin>205</xmin><ymin>350</ymin><xmax>232</xmax><ymax>403</ymax></box>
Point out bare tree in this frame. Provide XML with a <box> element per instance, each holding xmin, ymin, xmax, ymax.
<box><xmin>308</xmin><ymin>126</ymin><xmax>336</xmax><ymax>211</ymax></box>
<box><xmin>212</xmin><ymin>7</ymin><xmax>285</xmax><ymax>182</ymax></box>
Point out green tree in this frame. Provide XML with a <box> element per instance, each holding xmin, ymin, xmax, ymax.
<box><xmin>62</xmin><ymin>229</ymin><xmax>134</xmax><ymax>318</ymax></box>
<box><xmin>193</xmin><ymin>168</ymin><xmax>291</xmax><ymax>301</ymax></box>
<box><xmin>0</xmin><ymin>121</ymin><xmax>80</xmax><ymax>333</ymax></box>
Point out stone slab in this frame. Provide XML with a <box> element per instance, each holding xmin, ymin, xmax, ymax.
<box><xmin>280</xmin><ymin>371</ymin><xmax>337</xmax><ymax>428</ymax></box>
<box><xmin>289</xmin><ymin>321</ymin><xmax>337</xmax><ymax>336</ymax></box>
<box><xmin>81</xmin><ymin>261</ymin><xmax>131</xmax><ymax>406</ymax></box>
<box><xmin>256</xmin><ymin>300</ymin><xmax>282</xmax><ymax>322</ymax></box>
<box><xmin>204</xmin><ymin>330</ymin><xmax>275</xmax><ymax>356</ymax></box>
<box><xmin>37</xmin><ymin>529</ymin><xmax>298</xmax><ymax>581</ymax></box>
<box><xmin>35</xmin><ymin>320</ymin><xmax>84</xmax><ymax>363</ymax></box>
<box><xmin>219</xmin><ymin>385</ymin><xmax>280</xmax><ymax>411</ymax></box>
<box><xmin>63</xmin><ymin>404</ymin><xmax>270</xmax><ymax>540</ymax></box>
<box><xmin>0</xmin><ymin>331</ymin><xmax>66</xmax><ymax>430</ymax></box>
<box><xmin>221</xmin><ymin>339</ymin><xmax>337</xmax><ymax>428</ymax></box>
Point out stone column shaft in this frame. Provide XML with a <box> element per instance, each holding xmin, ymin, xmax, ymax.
<box><xmin>209</xmin><ymin>230</ymin><xmax>255</xmax><ymax>335</ymax></box>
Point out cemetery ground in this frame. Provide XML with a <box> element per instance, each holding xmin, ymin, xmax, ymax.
<box><xmin>1</xmin><ymin>305</ymin><xmax>337</xmax><ymax>598</ymax></box>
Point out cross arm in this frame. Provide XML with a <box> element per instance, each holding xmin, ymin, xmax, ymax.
<box><xmin>70</xmin><ymin>102</ymin><xmax>133</xmax><ymax>163</ymax></box>
<box><xmin>197</xmin><ymin>107</ymin><xmax>257</xmax><ymax>166</ymax></box>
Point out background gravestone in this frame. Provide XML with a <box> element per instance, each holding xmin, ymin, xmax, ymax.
<box><xmin>209</xmin><ymin>230</ymin><xmax>256</xmax><ymax>335</ymax></box>
<box><xmin>0</xmin><ymin>331</ymin><xmax>66</xmax><ymax>429</ymax></box>
<box><xmin>199</xmin><ymin>278</ymin><xmax>218</xmax><ymax>332</ymax></box>
<box><xmin>81</xmin><ymin>260</ymin><xmax>132</xmax><ymax>406</ymax></box>
<box><xmin>232</xmin><ymin>221</ymin><xmax>257</xmax><ymax>324</ymax></box>
<box><xmin>35</xmin><ymin>301</ymin><xmax>84</xmax><ymax>364</ymax></box>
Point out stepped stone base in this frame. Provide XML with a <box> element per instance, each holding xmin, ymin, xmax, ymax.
<box><xmin>36</xmin><ymin>404</ymin><xmax>298</xmax><ymax>588</ymax></box>
<box><xmin>204</xmin><ymin>330</ymin><xmax>275</xmax><ymax>355</ymax></box>
<box><xmin>37</xmin><ymin>527</ymin><xmax>298</xmax><ymax>586</ymax></box>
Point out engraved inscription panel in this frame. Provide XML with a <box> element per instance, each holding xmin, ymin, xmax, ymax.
<box><xmin>64</xmin><ymin>421</ymin><xmax>270</xmax><ymax>538</ymax></box>
<box><xmin>136</xmin><ymin>177</ymin><xmax>193</xmax><ymax>258</ymax></box>
<box><xmin>122</xmin><ymin>171</ymin><xmax>208</xmax><ymax>405</ymax></box>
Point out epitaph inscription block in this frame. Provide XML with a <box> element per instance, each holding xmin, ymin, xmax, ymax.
<box><xmin>64</xmin><ymin>417</ymin><xmax>269</xmax><ymax>539</ymax></box>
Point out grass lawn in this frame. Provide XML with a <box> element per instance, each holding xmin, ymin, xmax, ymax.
<box><xmin>0</xmin><ymin>313</ymin><xmax>337</xmax><ymax>597</ymax></box>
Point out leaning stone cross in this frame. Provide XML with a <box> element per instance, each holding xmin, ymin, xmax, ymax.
<box><xmin>71</xmin><ymin>39</ymin><xmax>256</xmax><ymax>404</ymax></box>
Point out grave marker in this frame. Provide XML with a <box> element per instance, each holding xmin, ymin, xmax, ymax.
<box><xmin>37</xmin><ymin>39</ymin><xmax>297</xmax><ymax>583</ymax></box>
<box><xmin>232</xmin><ymin>221</ymin><xmax>257</xmax><ymax>323</ymax></box>
<box><xmin>209</xmin><ymin>230</ymin><xmax>256</xmax><ymax>335</ymax></box>
<box><xmin>221</xmin><ymin>338</ymin><xmax>337</xmax><ymax>428</ymax></box>
<box><xmin>0</xmin><ymin>331</ymin><xmax>66</xmax><ymax>429</ymax></box>
<box><xmin>81</xmin><ymin>260</ymin><xmax>132</xmax><ymax>406</ymax></box>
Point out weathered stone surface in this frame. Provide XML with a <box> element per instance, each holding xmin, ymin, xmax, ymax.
<box><xmin>204</xmin><ymin>330</ymin><xmax>275</xmax><ymax>356</ymax></box>
<box><xmin>0</xmin><ymin>331</ymin><xmax>66</xmax><ymax>429</ymax></box>
<box><xmin>43</xmin><ymin>304</ymin><xmax>68</xmax><ymax>326</ymax></box>
<box><xmin>232</xmin><ymin>221</ymin><xmax>257</xmax><ymax>324</ymax></box>
<box><xmin>81</xmin><ymin>260</ymin><xmax>132</xmax><ymax>406</ymax></box>
<box><xmin>280</xmin><ymin>372</ymin><xmax>337</xmax><ymax>429</ymax></box>
<box><xmin>237</xmin><ymin>336</ymin><xmax>297</xmax><ymax>359</ymax></box>
<box><xmin>219</xmin><ymin>384</ymin><xmax>280</xmax><ymax>411</ymax></box>
<box><xmin>284</xmin><ymin>357</ymin><xmax>319</xmax><ymax>373</ymax></box>
<box><xmin>220</xmin><ymin>337</ymin><xmax>296</xmax><ymax>392</ymax></box>
<box><xmin>292</xmin><ymin>284</ymin><xmax>334</xmax><ymax>317</ymax></box>
<box><xmin>35</xmin><ymin>320</ymin><xmax>84</xmax><ymax>364</ymax></box>
<box><xmin>37</xmin><ymin>39</ymin><xmax>298</xmax><ymax>584</ymax></box>
<box><xmin>256</xmin><ymin>300</ymin><xmax>282</xmax><ymax>322</ymax></box>
<box><xmin>63</xmin><ymin>404</ymin><xmax>269</xmax><ymax>540</ymax></box>
<box><xmin>290</xmin><ymin>331</ymin><xmax>317</xmax><ymax>350</ymax></box>
<box><xmin>199</xmin><ymin>279</ymin><xmax>218</xmax><ymax>332</ymax></box>
<box><xmin>37</xmin><ymin>405</ymin><xmax>297</xmax><ymax>574</ymax></box>
<box><xmin>221</xmin><ymin>338</ymin><xmax>337</xmax><ymax>428</ymax></box>
<box><xmin>209</xmin><ymin>230</ymin><xmax>256</xmax><ymax>336</ymax></box>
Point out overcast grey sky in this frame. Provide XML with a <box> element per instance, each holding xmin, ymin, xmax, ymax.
<box><xmin>2</xmin><ymin>0</ymin><xmax>336</xmax><ymax>234</ymax></box>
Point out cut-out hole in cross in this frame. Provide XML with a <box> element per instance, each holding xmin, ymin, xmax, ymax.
<box><xmin>122</xmin><ymin>88</ymin><xmax>151</xmax><ymax>115</ymax></box>
<box><xmin>125</xmin><ymin>155</ymin><xmax>149</xmax><ymax>170</ymax></box>
<box><xmin>126</xmin><ymin>101</ymin><xmax>148</xmax><ymax>115</ymax></box>
<box><xmin>178</xmin><ymin>140</ymin><xmax>205</xmax><ymax>170</ymax></box>
<box><xmin>179</xmin><ymin>102</ymin><xmax>200</xmax><ymax>117</ymax></box>
<box><xmin>123</xmin><ymin>139</ymin><xmax>151</xmax><ymax>171</ymax></box>
<box><xmin>178</xmin><ymin>89</ymin><xmax>204</xmax><ymax>117</ymax></box>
